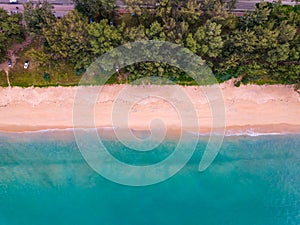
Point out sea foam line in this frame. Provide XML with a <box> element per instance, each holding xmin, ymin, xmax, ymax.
<box><xmin>0</xmin><ymin>128</ymin><xmax>297</xmax><ymax>137</ymax></box>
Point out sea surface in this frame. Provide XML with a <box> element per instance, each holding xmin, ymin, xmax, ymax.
<box><xmin>0</xmin><ymin>131</ymin><xmax>300</xmax><ymax>225</ymax></box>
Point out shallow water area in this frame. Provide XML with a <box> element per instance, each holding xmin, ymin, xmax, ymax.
<box><xmin>0</xmin><ymin>130</ymin><xmax>300</xmax><ymax>225</ymax></box>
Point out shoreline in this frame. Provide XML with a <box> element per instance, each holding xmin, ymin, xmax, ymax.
<box><xmin>1</xmin><ymin>124</ymin><xmax>300</xmax><ymax>135</ymax></box>
<box><xmin>0</xmin><ymin>83</ymin><xmax>299</xmax><ymax>135</ymax></box>
<box><xmin>0</xmin><ymin>126</ymin><xmax>299</xmax><ymax>145</ymax></box>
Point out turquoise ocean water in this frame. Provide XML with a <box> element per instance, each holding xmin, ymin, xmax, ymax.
<box><xmin>0</xmin><ymin>131</ymin><xmax>300</xmax><ymax>225</ymax></box>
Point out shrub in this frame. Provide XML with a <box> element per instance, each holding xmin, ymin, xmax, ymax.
<box><xmin>0</xmin><ymin>70</ymin><xmax>8</xmax><ymax>87</ymax></box>
<box><xmin>43</xmin><ymin>73</ymin><xmax>51</xmax><ymax>82</ymax></box>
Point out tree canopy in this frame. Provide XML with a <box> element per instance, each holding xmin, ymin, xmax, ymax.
<box><xmin>23</xmin><ymin>0</ymin><xmax>55</xmax><ymax>34</ymax></box>
<box><xmin>72</xmin><ymin>0</ymin><xmax>116</xmax><ymax>20</ymax></box>
<box><xmin>0</xmin><ymin>8</ymin><xmax>23</xmax><ymax>61</ymax></box>
<box><xmin>0</xmin><ymin>0</ymin><xmax>299</xmax><ymax>87</ymax></box>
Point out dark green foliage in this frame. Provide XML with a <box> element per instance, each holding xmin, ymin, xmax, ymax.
<box><xmin>43</xmin><ymin>73</ymin><xmax>51</xmax><ymax>82</ymax></box>
<box><xmin>88</xmin><ymin>19</ymin><xmax>123</xmax><ymax>56</ymax></box>
<box><xmin>1</xmin><ymin>0</ymin><xmax>299</xmax><ymax>87</ymax></box>
<box><xmin>216</xmin><ymin>1</ymin><xmax>300</xmax><ymax>85</ymax></box>
<box><xmin>0</xmin><ymin>70</ymin><xmax>8</xmax><ymax>87</ymax></box>
<box><xmin>43</xmin><ymin>10</ymin><xmax>93</xmax><ymax>69</ymax></box>
<box><xmin>0</xmin><ymin>9</ymin><xmax>24</xmax><ymax>61</ymax></box>
<box><xmin>23</xmin><ymin>0</ymin><xmax>56</xmax><ymax>34</ymax></box>
<box><xmin>75</xmin><ymin>68</ymin><xmax>85</xmax><ymax>76</ymax></box>
<box><xmin>234</xmin><ymin>81</ymin><xmax>241</xmax><ymax>87</ymax></box>
<box><xmin>72</xmin><ymin>0</ymin><xmax>116</xmax><ymax>20</ymax></box>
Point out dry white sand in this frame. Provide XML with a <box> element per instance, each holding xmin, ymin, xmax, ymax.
<box><xmin>0</xmin><ymin>82</ymin><xmax>299</xmax><ymax>134</ymax></box>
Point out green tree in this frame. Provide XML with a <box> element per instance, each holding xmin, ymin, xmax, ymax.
<box><xmin>156</xmin><ymin>0</ymin><xmax>201</xmax><ymax>27</ymax></box>
<box><xmin>217</xmin><ymin>2</ymin><xmax>300</xmax><ymax>84</ymax></box>
<box><xmin>43</xmin><ymin>10</ymin><xmax>92</xmax><ymax>69</ymax></box>
<box><xmin>202</xmin><ymin>0</ymin><xmax>230</xmax><ymax>21</ymax></box>
<box><xmin>0</xmin><ymin>9</ymin><xmax>23</xmax><ymax>61</ymax></box>
<box><xmin>161</xmin><ymin>18</ymin><xmax>189</xmax><ymax>45</ymax></box>
<box><xmin>72</xmin><ymin>0</ymin><xmax>116</xmax><ymax>20</ymax></box>
<box><xmin>123</xmin><ymin>0</ymin><xmax>158</xmax><ymax>24</ymax></box>
<box><xmin>178</xmin><ymin>0</ymin><xmax>202</xmax><ymax>25</ymax></box>
<box><xmin>194</xmin><ymin>20</ymin><xmax>223</xmax><ymax>58</ymax></box>
<box><xmin>88</xmin><ymin>19</ymin><xmax>123</xmax><ymax>56</ymax></box>
<box><xmin>145</xmin><ymin>21</ymin><xmax>165</xmax><ymax>40</ymax></box>
<box><xmin>123</xmin><ymin>0</ymin><xmax>143</xmax><ymax>24</ymax></box>
<box><xmin>122</xmin><ymin>24</ymin><xmax>146</xmax><ymax>42</ymax></box>
<box><xmin>185</xmin><ymin>33</ymin><xmax>197</xmax><ymax>53</ymax></box>
<box><xmin>289</xmin><ymin>31</ymin><xmax>300</xmax><ymax>61</ymax></box>
<box><xmin>23</xmin><ymin>0</ymin><xmax>56</xmax><ymax>34</ymax></box>
<box><xmin>241</xmin><ymin>2</ymin><xmax>271</xmax><ymax>28</ymax></box>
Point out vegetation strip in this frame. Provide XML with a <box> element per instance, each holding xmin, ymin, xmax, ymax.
<box><xmin>0</xmin><ymin>0</ymin><xmax>299</xmax><ymax>88</ymax></box>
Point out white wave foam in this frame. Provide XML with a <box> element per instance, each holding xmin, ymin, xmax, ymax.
<box><xmin>0</xmin><ymin>127</ymin><xmax>299</xmax><ymax>137</ymax></box>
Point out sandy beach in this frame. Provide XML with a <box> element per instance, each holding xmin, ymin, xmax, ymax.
<box><xmin>0</xmin><ymin>82</ymin><xmax>299</xmax><ymax>134</ymax></box>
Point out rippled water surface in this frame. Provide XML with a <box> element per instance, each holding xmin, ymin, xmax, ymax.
<box><xmin>0</xmin><ymin>131</ymin><xmax>299</xmax><ymax>225</ymax></box>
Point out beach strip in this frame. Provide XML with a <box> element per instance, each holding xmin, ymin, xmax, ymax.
<box><xmin>0</xmin><ymin>83</ymin><xmax>299</xmax><ymax>134</ymax></box>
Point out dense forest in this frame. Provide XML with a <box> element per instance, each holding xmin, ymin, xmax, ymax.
<box><xmin>0</xmin><ymin>0</ymin><xmax>299</xmax><ymax>87</ymax></box>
